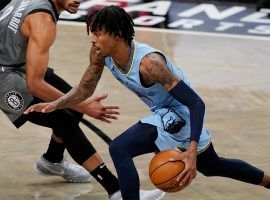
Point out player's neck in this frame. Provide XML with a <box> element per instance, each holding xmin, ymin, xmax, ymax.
<box><xmin>111</xmin><ymin>42</ymin><xmax>131</xmax><ymax>70</ymax></box>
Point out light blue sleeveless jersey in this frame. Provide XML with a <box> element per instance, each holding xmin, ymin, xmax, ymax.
<box><xmin>105</xmin><ymin>41</ymin><xmax>211</xmax><ymax>151</ymax></box>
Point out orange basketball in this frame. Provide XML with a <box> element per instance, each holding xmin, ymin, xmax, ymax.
<box><xmin>149</xmin><ymin>149</ymin><xmax>185</xmax><ymax>193</ymax></box>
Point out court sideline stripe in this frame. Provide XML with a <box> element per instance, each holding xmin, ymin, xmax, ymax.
<box><xmin>81</xmin><ymin>118</ymin><xmax>112</xmax><ymax>145</ymax></box>
<box><xmin>58</xmin><ymin>20</ymin><xmax>270</xmax><ymax>41</ymax></box>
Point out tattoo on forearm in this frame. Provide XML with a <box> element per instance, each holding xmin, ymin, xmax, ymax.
<box><xmin>56</xmin><ymin>64</ymin><xmax>104</xmax><ymax>109</ymax></box>
<box><xmin>57</xmin><ymin>86</ymin><xmax>84</xmax><ymax>109</ymax></box>
<box><xmin>80</xmin><ymin>63</ymin><xmax>103</xmax><ymax>90</ymax></box>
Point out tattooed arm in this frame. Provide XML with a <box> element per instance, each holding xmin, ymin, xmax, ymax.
<box><xmin>55</xmin><ymin>46</ymin><xmax>104</xmax><ymax>110</ymax></box>
<box><xmin>139</xmin><ymin>52</ymin><xmax>180</xmax><ymax>90</ymax></box>
<box><xmin>23</xmin><ymin>46</ymin><xmax>120</xmax><ymax>123</ymax></box>
<box><xmin>57</xmin><ymin>64</ymin><xmax>103</xmax><ymax>110</ymax></box>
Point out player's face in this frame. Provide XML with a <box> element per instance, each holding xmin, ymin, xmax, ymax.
<box><xmin>59</xmin><ymin>0</ymin><xmax>80</xmax><ymax>13</ymax></box>
<box><xmin>91</xmin><ymin>28</ymin><xmax>118</xmax><ymax>57</ymax></box>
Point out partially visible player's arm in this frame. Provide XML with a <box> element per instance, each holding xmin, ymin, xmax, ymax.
<box><xmin>22</xmin><ymin>12</ymin><xmax>103</xmax><ymax>113</ymax></box>
<box><xmin>140</xmin><ymin>52</ymin><xmax>205</xmax><ymax>144</ymax></box>
<box><xmin>23</xmin><ymin>12</ymin><xmax>61</xmax><ymax>101</ymax></box>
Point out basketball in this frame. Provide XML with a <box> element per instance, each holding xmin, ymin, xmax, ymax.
<box><xmin>149</xmin><ymin>149</ymin><xmax>185</xmax><ymax>193</ymax></box>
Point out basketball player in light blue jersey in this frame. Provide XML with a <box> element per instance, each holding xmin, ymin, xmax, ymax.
<box><xmin>26</xmin><ymin>5</ymin><xmax>270</xmax><ymax>200</ymax></box>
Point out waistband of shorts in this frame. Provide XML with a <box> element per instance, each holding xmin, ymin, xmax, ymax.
<box><xmin>1</xmin><ymin>63</ymin><xmax>26</xmax><ymax>73</ymax></box>
<box><xmin>0</xmin><ymin>63</ymin><xmax>25</xmax><ymax>68</ymax></box>
<box><xmin>177</xmin><ymin>139</ymin><xmax>211</xmax><ymax>155</ymax></box>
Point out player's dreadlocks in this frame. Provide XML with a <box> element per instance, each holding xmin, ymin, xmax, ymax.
<box><xmin>86</xmin><ymin>5</ymin><xmax>135</xmax><ymax>44</ymax></box>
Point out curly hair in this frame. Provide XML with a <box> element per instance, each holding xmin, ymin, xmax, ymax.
<box><xmin>86</xmin><ymin>5</ymin><xmax>135</xmax><ymax>44</ymax></box>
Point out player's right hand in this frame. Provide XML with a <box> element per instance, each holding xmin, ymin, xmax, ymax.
<box><xmin>82</xmin><ymin>94</ymin><xmax>120</xmax><ymax>123</ymax></box>
<box><xmin>169</xmin><ymin>150</ymin><xmax>197</xmax><ymax>189</ymax></box>
<box><xmin>23</xmin><ymin>101</ymin><xmax>58</xmax><ymax>114</ymax></box>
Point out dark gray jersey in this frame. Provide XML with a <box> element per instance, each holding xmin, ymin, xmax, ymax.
<box><xmin>0</xmin><ymin>0</ymin><xmax>58</xmax><ymax>66</ymax></box>
<box><xmin>0</xmin><ymin>0</ymin><xmax>58</xmax><ymax>125</ymax></box>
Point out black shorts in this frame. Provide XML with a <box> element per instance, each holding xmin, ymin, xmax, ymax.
<box><xmin>13</xmin><ymin>67</ymin><xmax>83</xmax><ymax>128</ymax></box>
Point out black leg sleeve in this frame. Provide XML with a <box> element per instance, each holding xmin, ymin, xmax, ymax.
<box><xmin>197</xmin><ymin>143</ymin><xmax>264</xmax><ymax>185</ymax></box>
<box><xmin>26</xmin><ymin>110</ymin><xmax>97</xmax><ymax>165</ymax></box>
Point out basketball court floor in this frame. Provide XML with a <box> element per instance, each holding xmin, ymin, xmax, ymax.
<box><xmin>0</xmin><ymin>23</ymin><xmax>269</xmax><ymax>200</ymax></box>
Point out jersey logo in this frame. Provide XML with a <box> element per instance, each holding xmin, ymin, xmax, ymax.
<box><xmin>5</xmin><ymin>91</ymin><xmax>24</xmax><ymax>111</ymax></box>
<box><xmin>161</xmin><ymin>109</ymin><xmax>186</xmax><ymax>134</ymax></box>
<box><xmin>0</xmin><ymin>6</ymin><xmax>14</xmax><ymax>22</ymax></box>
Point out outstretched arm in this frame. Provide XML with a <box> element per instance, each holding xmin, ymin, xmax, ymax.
<box><xmin>24</xmin><ymin>46</ymin><xmax>119</xmax><ymax>123</ymax></box>
<box><xmin>23</xmin><ymin>14</ymin><xmax>119</xmax><ymax>122</ymax></box>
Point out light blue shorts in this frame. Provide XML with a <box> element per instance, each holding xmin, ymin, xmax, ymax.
<box><xmin>140</xmin><ymin>106</ymin><xmax>211</xmax><ymax>152</ymax></box>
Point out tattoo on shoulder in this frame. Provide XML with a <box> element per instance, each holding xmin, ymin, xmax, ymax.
<box><xmin>142</xmin><ymin>53</ymin><xmax>177</xmax><ymax>88</ymax></box>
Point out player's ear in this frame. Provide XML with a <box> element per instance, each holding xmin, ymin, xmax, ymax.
<box><xmin>114</xmin><ymin>34</ymin><xmax>121</xmax><ymax>41</ymax></box>
<box><xmin>114</xmin><ymin>30</ymin><xmax>123</xmax><ymax>41</ymax></box>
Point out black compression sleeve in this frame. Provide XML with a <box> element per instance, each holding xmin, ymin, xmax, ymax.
<box><xmin>169</xmin><ymin>80</ymin><xmax>205</xmax><ymax>142</ymax></box>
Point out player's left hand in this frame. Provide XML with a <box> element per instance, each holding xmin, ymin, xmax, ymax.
<box><xmin>83</xmin><ymin>93</ymin><xmax>120</xmax><ymax>123</ymax></box>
